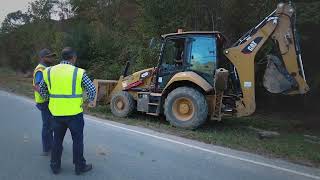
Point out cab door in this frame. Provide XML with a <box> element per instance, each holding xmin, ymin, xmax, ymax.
<box><xmin>185</xmin><ymin>35</ymin><xmax>218</xmax><ymax>85</ymax></box>
<box><xmin>156</xmin><ymin>37</ymin><xmax>187</xmax><ymax>90</ymax></box>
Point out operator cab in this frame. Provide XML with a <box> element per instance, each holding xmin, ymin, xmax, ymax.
<box><xmin>156</xmin><ymin>31</ymin><xmax>226</xmax><ymax>90</ymax></box>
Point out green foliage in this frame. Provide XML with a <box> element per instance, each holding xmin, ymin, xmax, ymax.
<box><xmin>29</xmin><ymin>0</ymin><xmax>58</xmax><ymax>20</ymax></box>
<box><xmin>1</xmin><ymin>11</ymin><xmax>31</xmax><ymax>34</ymax></box>
<box><xmin>0</xmin><ymin>0</ymin><xmax>285</xmax><ymax>73</ymax></box>
<box><xmin>296</xmin><ymin>1</ymin><xmax>320</xmax><ymax>25</ymax></box>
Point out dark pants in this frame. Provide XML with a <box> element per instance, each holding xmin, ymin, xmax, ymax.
<box><xmin>50</xmin><ymin>113</ymin><xmax>86</xmax><ymax>169</ymax></box>
<box><xmin>37</xmin><ymin>103</ymin><xmax>53</xmax><ymax>152</ymax></box>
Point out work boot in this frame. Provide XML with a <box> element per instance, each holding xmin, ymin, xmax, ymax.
<box><xmin>51</xmin><ymin>167</ymin><xmax>61</xmax><ymax>175</ymax></box>
<box><xmin>50</xmin><ymin>162</ymin><xmax>61</xmax><ymax>175</ymax></box>
<box><xmin>75</xmin><ymin>164</ymin><xmax>93</xmax><ymax>175</ymax></box>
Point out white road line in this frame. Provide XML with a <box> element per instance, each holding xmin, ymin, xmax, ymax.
<box><xmin>2</xmin><ymin>91</ymin><xmax>319</xmax><ymax>180</ymax></box>
<box><xmin>86</xmin><ymin>116</ymin><xmax>320</xmax><ymax>180</ymax></box>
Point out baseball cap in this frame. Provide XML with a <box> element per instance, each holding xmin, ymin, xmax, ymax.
<box><xmin>39</xmin><ymin>49</ymin><xmax>56</xmax><ymax>58</ymax></box>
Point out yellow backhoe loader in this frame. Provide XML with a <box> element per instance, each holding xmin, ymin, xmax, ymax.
<box><xmin>91</xmin><ymin>2</ymin><xmax>309</xmax><ymax>129</ymax></box>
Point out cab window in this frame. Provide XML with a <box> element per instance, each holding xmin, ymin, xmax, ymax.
<box><xmin>161</xmin><ymin>38</ymin><xmax>185</xmax><ymax>66</ymax></box>
<box><xmin>158</xmin><ymin>38</ymin><xmax>186</xmax><ymax>89</ymax></box>
<box><xmin>186</xmin><ymin>36</ymin><xmax>217</xmax><ymax>76</ymax></box>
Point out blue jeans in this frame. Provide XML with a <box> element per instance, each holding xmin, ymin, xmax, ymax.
<box><xmin>50</xmin><ymin>113</ymin><xmax>86</xmax><ymax>169</ymax></box>
<box><xmin>37</xmin><ymin>102</ymin><xmax>53</xmax><ymax>152</ymax></box>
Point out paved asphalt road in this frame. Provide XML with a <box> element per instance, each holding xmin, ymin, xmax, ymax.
<box><xmin>0</xmin><ymin>90</ymin><xmax>319</xmax><ymax>180</ymax></box>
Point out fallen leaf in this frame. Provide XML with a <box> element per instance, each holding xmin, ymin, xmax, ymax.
<box><xmin>23</xmin><ymin>134</ymin><xmax>29</xmax><ymax>143</ymax></box>
<box><xmin>96</xmin><ymin>145</ymin><xmax>110</xmax><ymax>156</ymax></box>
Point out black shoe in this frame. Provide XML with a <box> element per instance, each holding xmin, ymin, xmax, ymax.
<box><xmin>75</xmin><ymin>164</ymin><xmax>93</xmax><ymax>175</ymax></box>
<box><xmin>51</xmin><ymin>167</ymin><xmax>61</xmax><ymax>175</ymax></box>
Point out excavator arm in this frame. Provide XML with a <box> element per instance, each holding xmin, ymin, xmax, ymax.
<box><xmin>223</xmin><ymin>2</ymin><xmax>309</xmax><ymax>117</ymax></box>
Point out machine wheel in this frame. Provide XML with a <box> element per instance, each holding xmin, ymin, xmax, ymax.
<box><xmin>164</xmin><ymin>87</ymin><xmax>208</xmax><ymax>129</ymax></box>
<box><xmin>110</xmin><ymin>91</ymin><xmax>136</xmax><ymax>118</ymax></box>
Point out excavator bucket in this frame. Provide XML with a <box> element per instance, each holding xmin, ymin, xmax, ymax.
<box><xmin>91</xmin><ymin>79</ymin><xmax>118</xmax><ymax>107</ymax></box>
<box><xmin>263</xmin><ymin>55</ymin><xmax>298</xmax><ymax>94</ymax></box>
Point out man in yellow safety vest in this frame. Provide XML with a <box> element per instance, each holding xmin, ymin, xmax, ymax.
<box><xmin>39</xmin><ymin>47</ymin><xmax>96</xmax><ymax>175</ymax></box>
<box><xmin>33</xmin><ymin>48</ymin><xmax>56</xmax><ymax>156</ymax></box>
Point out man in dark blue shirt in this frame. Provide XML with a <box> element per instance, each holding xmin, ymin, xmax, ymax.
<box><xmin>33</xmin><ymin>49</ymin><xmax>56</xmax><ymax>156</ymax></box>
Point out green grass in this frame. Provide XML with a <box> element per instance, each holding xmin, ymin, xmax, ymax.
<box><xmin>1</xmin><ymin>67</ymin><xmax>319</xmax><ymax>167</ymax></box>
<box><xmin>0</xmin><ymin>67</ymin><xmax>34</xmax><ymax>97</ymax></box>
<box><xmin>0</xmin><ymin>67</ymin><xmax>17</xmax><ymax>76</ymax></box>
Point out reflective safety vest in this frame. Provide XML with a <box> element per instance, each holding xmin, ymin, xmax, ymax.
<box><xmin>33</xmin><ymin>64</ymin><xmax>47</xmax><ymax>103</ymax></box>
<box><xmin>43</xmin><ymin>64</ymin><xmax>85</xmax><ymax>116</ymax></box>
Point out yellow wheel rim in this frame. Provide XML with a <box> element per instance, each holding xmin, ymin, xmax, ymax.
<box><xmin>115</xmin><ymin>97</ymin><xmax>125</xmax><ymax>110</ymax></box>
<box><xmin>172</xmin><ymin>97</ymin><xmax>195</xmax><ymax>121</ymax></box>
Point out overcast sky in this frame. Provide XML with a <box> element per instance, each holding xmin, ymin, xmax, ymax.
<box><xmin>0</xmin><ymin>0</ymin><xmax>33</xmax><ymax>24</ymax></box>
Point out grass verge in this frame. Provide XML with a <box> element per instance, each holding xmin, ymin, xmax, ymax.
<box><xmin>0</xmin><ymin>67</ymin><xmax>319</xmax><ymax>167</ymax></box>
<box><xmin>0</xmin><ymin>67</ymin><xmax>34</xmax><ymax>97</ymax></box>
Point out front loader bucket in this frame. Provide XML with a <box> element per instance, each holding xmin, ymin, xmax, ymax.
<box><xmin>263</xmin><ymin>55</ymin><xmax>298</xmax><ymax>94</ymax></box>
<box><xmin>91</xmin><ymin>79</ymin><xmax>118</xmax><ymax>107</ymax></box>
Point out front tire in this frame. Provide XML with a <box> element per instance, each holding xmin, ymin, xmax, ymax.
<box><xmin>164</xmin><ymin>87</ymin><xmax>208</xmax><ymax>129</ymax></box>
<box><xmin>110</xmin><ymin>91</ymin><xmax>135</xmax><ymax>118</ymax></box>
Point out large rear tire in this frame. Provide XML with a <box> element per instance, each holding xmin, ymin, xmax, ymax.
<box><xmin>164</xmin><ymin>87</ymin><xmax>208</xmax><ymax>129</ymax></box>
<box><xmin>110</xmin><ymin>91</ymin><xmax>135</xmax><ymax>118</ymax></box>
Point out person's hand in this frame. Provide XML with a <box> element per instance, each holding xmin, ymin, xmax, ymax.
<box><xmin>88</xmin><ymin>101</ymin><xmax>95</xmax><ymax>108</ymax></box>
<box><xmin>33</xmin><ymin>85</ymin><xmax>40</xmax><ymax>93</ymax></box>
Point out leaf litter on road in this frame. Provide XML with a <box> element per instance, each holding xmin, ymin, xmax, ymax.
<box><xmin>96</xmin><ymin>145</ymin><xmax>111</xmax><ymax>156</ymax></box>
<box><xmin>23</xmin><ymin>134</ymin><xmax>29</xmax><ymax>143</ymax></box>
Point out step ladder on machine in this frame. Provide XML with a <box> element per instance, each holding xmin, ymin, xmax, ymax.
<box><xmin>137</xmin><ymin>92</ymin><xmax>162</xmax><ymax>116</ymax></box>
